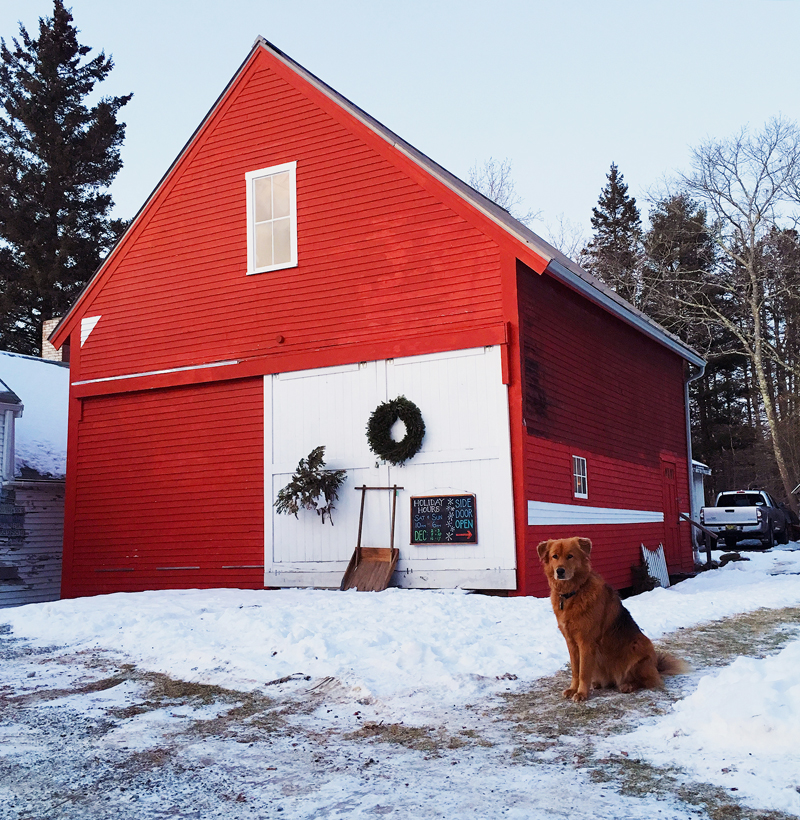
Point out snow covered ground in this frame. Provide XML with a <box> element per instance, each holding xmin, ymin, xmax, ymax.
<box><xmin>2</xmin><ymin>546</ymin><xmax>800</xmax><ymax>819</ymax></box>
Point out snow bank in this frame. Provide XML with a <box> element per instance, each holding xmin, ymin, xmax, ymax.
<box><xmin>0</xmin><ymin>587</ymin><xmax>567</xmax><ymax>710</ymax></box>
<box><xmin>603</xmin><ymin>637</ymin><xmax>800</xmax><ymax>815</ymax></box>
<box><xmin>0</xmin><ymin>350</ymin><xmax>69</xmax><ymax>478</ymax></box>
<box><xmin>2</xmin><ymin>549</ymin><xmax>800</xmax><ymax>710</ymax></box>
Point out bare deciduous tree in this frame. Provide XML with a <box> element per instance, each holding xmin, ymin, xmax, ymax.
<box><xmin>677</xmin><ymin>116</ymin><xmax>800</xmax><ymax>510</ymax></box>
<box><xmin>544</xmin><ymin>213</ymin><xmax>587</xmax><ymax>263</ymax></box>
<box><xmin>468</xmin><ymin>157</ymin><xmax>540</xmax><ymax>227</ymax></box>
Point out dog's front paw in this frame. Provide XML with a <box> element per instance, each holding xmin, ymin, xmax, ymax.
<box><xmin>562</xmin><ymin>687</ymin><xmax>577</xmax><ymax>699</ymax></box>
<box><xmin>571</xmin><ymin>690</ymin><xmax>588</xmax><ymax>703</ymax></box>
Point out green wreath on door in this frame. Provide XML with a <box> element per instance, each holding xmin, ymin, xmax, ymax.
<box><xmin>366</xmin><ymin>396</ymin><xmax>425</xmax><ymax>466</ymax></box>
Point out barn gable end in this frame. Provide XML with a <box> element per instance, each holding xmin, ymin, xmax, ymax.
<box><xmin>54</xmin><ymin>43</ymin><xmax>525</xmax><ymax>386</ymax></box>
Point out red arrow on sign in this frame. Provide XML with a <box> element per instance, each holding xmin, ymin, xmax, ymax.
<box><xmin>456</xmin><ymin>531</ymin><xmax>473</xmax><ymax>539</ymax></box>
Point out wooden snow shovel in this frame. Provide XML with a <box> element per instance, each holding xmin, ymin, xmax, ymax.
<box><xmin>340</xmin><ymin>485</ymin><xmax>402</xmax><ymax>592</ymax></box>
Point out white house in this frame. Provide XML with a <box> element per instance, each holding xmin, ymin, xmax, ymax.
<box><xmin>0</xmin><ymin>351</ymin><xmax>69</xmax><ymax>607</ymax></box>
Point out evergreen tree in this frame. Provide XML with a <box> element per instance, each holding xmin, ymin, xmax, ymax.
<box><xmin>583</xmin><ymin>163</ymin><xmax>642</xmax><ymax>304</ymax></box>
<box><xmin>0</xmin><ymin>1</ymin><xmax>131</xmax><ymax>354</ymax></box>
<box><xmin>642</xmin><ymin>193</ymin><xmax>715</xmax><ymax>340</ymax></box>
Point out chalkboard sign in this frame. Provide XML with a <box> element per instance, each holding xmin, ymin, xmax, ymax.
<box><xmin>410</xmin><ymin>495</ymin><xmax>477</xmax><ymax>545</ymax></box>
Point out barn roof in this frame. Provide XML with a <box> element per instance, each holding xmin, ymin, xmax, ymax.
<box><xmin>50</xmin><ymin>37</ymin><xmax>704</xmax><ymax>369</ymax></box>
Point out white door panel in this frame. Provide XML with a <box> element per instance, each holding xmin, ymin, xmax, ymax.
<box><xmin>264</xmin><ymin>346</ymin><xmax>516</xmax><ymax>589</ymax></box>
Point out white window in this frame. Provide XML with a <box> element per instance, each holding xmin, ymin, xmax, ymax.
<box><xmin>572</xmin><ymin>455</ymin><xmax>588</xmax><ymax>499</ymax></box>
<box><xmin>245</xmin><ymin>161</ymin><xmax>297</xmax><ymax>274</ymax></box>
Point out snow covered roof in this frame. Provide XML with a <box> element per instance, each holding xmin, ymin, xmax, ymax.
<box><xmin>0</xmin><ymin>351</ymin><xmax>69</xmax><ymax>479</ymax></box>
<box><xmin>0</xmin><ymin>376</ymin><xmax>22</xmax><ymax>408</ymax></box>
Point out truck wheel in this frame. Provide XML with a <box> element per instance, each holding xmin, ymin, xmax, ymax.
<box><xmin>762</xmin><ymin>528</ymin><xmax>775</xmax><ymax>550</ymax></box>
<box><xmin>779</xmin><ymin>527</ymin><xmax>790</xmax><ymax>545</ymax></box>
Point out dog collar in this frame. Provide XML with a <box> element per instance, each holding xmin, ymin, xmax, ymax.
<box><xmin>559</xmin><ymin>590</ymin><xmax>578</xmax><ymax>610</ymax></box>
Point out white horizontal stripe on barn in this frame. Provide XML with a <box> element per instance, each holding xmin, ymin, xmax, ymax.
<box><xmin>527</xmin><ymin>500</ymin><xmax>664</xmax><ymax>526</ymax></box>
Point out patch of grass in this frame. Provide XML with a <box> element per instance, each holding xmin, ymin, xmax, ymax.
<box><xmin>6</xmin><ymin>667</ymin><xmax>137</xmax><ymax>706</ymax></box>
<box><xmin>658</xmin><ymin>606</ymin><xmax>800</xmax><ymax>668</ymax></box>
<box><xmin>6</xmin><ymin>659</ymin><xmax>288</xmax><ymax>744</ymax></box>
<box><xmin>107</xmin><ymin>704</ymin><xmax>152</xmax><ymax>719</ymax></box>
<box><xmin>124</xmin><ymin>672</ymin><xmax>287</xmax><ymax>741</ymax></box>
<box><xmin>347</xmin><ymin>722</ymin><xmax>441</xmax><ymax>753</ymax></box>
<box><xmin>605</xmin><ymin>755</ymin><xmax>797</xmax><ymax>820</ymax></box>
<box><xmin>501</xmin><ymin>667</ymin><xmax>672</xmax><ymax>743</ymax></box>
<box><xmin>145</xmin><ymin>675</ymin><xmax>239</xmax><ymax>706</ymax></box>
<box><xmin>123</xmin><ymin>747</ymin><xmax>175</xmax><ymax>774</ymax></box>
<box><xmin>346</xmin><ymin>720</ymin><xmax>492</xmax><ymax>754</ymax></box>
<box><xmin>458</xmin><ymin>728</ymin><xmax>493</xmax><ymax>747</ymax></box>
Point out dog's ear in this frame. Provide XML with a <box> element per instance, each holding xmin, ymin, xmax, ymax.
<box><xmin>576</xmin><ymin>537</ymin><xmax>592</xmax><ymax>555</ymax></box>
<box><xmin>536</xmin><ymin>540</ymin><xmax>551</xmax><ymax>561</ymax></box>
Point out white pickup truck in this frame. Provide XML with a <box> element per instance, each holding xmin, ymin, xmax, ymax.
<box><xmin>700</xmin><ymin>489</ymin><xmax>791</xmax><ymax>549</ymax></box>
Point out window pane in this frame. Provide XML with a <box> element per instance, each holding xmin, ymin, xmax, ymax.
<box><xmin>254</xmin><ymin>176</ymin><xmax>272</xmax><ymax>222</ymax></box>
<box><xmin>273</xmin><ymin>217</ymin><xmax>291</xmax><ymax>265</ymax></box>
<box><xmin>573</xmin><ymin>456</ymin><xmax>587</xmax><ymax>496</ymax></box>
<box><xmin>272</xmin><ymin>172</ymin><xmax>291</xmax><ymax>219</ymax></box>
<box><xmin>255</xmin><ymin>221</ymin><xmax>273</xmax><ymax>269</ymax></box>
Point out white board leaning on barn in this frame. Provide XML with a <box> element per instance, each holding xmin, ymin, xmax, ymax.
<box><xmin>263</xmin><ymin>346</ymin><xmax>517</xmax><ymax>589</ymax></box>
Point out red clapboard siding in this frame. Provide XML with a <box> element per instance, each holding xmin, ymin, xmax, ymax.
<box><xmin>74</xmin><ymin>51</ymin><xmax>504</xmax><ymax>382</ymax></box>
<box><xmin>517</xmin><ymin>263</ymin><xmax>693</xmax><ymax>593</ymax></box>
<box><xmin>64</xmin><ymin>378</ymin><xmax>264</xmax><ymax>597</ymax></box>
<box><xmin>522</xmin><ymin>523</ymin><xmax>671</xmax><ymax>597</ymax></box>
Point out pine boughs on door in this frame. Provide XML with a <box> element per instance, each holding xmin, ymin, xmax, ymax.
<box><xmin>275</xmin><ymin>446</ymin><xmax>347</xmax><ymax>525</ymax></box>
<box><xmin>366</xmin><ymin>396</ymin><xmax>425</xmax><ymax>466</ymax></box>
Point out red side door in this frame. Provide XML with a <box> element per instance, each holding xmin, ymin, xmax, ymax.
<box><xmin>660</xmin><ymin>457</ymin><xmax>680</xmax><ymax>567</ymax></box>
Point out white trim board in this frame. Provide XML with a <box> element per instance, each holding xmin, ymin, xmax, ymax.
<box><xmin>528</xmin><ymin>500</ymin><xmax>664</xmax><ymax>526</ymax></box>
<box><xmin>265</xmin><ymin>567</ymin><xmax>516</xmax><ymax>590</ymax></box>
<box><xmin>73</xmin><ymin>359</ymin><xmax>239</xmax><ymax>386</ymax></box>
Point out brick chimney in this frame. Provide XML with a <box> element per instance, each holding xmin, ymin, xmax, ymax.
<box><xmin>42</xmin><ymin>318</ymin><xmax>69</xmax><ymax>363</ymax></box>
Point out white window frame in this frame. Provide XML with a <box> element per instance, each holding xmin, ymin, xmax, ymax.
<box><xmin>572</xmin><ymin>455</ymin><xmax>588</xmax><ymax>499</ymax></box>
<box><xmin>245</xmin><ymin>161</ymin><xmax>297</xmax><ymax>275</ymax></box>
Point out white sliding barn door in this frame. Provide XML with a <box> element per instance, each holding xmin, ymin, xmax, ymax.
<box><xmin>264</xmin><ymin>346</ymin><xmax>516</xmax><ymax>589</ymax></box>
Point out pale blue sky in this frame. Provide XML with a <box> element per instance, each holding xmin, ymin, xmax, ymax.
<box><xmin>3</xmin><ymin>0</ymin><xmax>800</xmax><ymax>245</ymax></box>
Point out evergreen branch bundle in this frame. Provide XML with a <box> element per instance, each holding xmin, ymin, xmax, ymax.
<box><xmin>275</xmin><ymin>446</ymin><xmax>347</xmax><ymax>525</ymax></box>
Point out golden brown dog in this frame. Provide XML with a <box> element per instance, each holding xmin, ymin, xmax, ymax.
<box><xmin>538</xmin><ymin>536</ymin><xmax>688</xmax><ymax>702</ymax></box>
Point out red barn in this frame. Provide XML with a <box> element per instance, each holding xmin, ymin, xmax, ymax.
<box><xmin>50</xmin><ymin>38</ymin><xmax>704</xmax><ymax>599</ymax></box>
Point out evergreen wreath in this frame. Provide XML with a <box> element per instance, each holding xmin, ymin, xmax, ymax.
<box><xmin>275</xmin><ymin>446</ymin><xmax>347</xmax><ymax>525</ymax></box>
<box><xmin>366</xmin><ymin>396</ymin><xmax>426</xmax><ymax>466</ymax></box>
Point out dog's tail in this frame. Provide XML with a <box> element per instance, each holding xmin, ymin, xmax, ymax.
<box><xmin>656</xmin><ymin>651</ymin><xmax>691</xmax><ymax>676</ymax></box>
